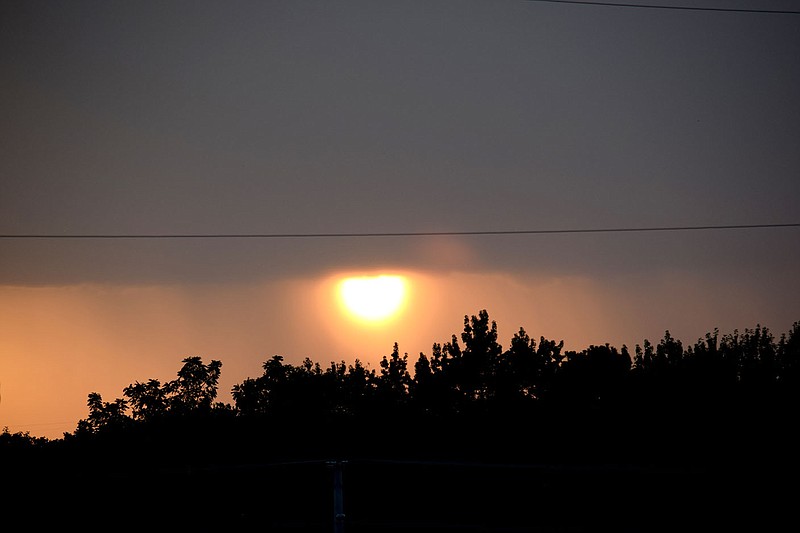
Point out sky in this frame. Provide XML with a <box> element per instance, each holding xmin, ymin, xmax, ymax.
<box><xmin>1</xmin><ymin>0</ymin><xmax>799</xmax><ymax>439</ymax></box>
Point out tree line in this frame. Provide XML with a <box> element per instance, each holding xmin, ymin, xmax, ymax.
<box><xmin>4</xmin><ymin>309</ymin><xmax>798</xmax><ymax>458</ymax></box>
<box><xmin>3</xmin><ymin>309</ymin><xmax>798</xmax><ymax>531</ymax></box>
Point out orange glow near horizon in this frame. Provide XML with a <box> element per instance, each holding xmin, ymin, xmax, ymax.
<box><xmin>2</xmin><ymin>270</ymin><xmax>784</xmax><ymax>441</ymax></box>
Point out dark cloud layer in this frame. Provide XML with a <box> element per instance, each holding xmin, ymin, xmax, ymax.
<box><xmin>1</xmin><ymin>0</ymin><xmax>798</xmax><ymax>289</ymax></box>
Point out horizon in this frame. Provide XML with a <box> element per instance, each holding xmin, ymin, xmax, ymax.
<box><xmin>3</xmin><ymin>293</ymin><xmax>797</xmax><ymax>440</ymax></box>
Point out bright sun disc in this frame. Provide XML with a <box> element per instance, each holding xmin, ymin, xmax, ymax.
<box><xmin>338</xmin><ymin>275</ymin><xmax>407</xmax><ymax>322</ymax></box>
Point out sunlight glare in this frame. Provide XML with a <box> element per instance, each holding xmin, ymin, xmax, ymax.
<box><xmin>338</xmin><ymin>275</ymin><xmax>408</xmax><ymax>323</ymax></box>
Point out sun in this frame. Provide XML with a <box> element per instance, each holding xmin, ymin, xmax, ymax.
<box><xmin>338</xmin><ymin>275</ymin><xmax>408</xmax><ymax>323</ymax></box>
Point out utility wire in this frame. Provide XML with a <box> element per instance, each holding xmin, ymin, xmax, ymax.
<box><xmin>0</xmin><ymin>223</ymin><xmax>798</xmax><ymax>240</ymax></box>
<box><xmin>527</xmin><ymin>0</ymin><xmax>800</xmax><ymax>14</ymax></box>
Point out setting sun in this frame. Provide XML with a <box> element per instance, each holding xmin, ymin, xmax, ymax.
<box><xmin>338</xmin><ymin>275</ymin><xmax>408</xmax><ymax>323</ymax></box>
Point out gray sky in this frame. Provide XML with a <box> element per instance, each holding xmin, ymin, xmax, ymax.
<box><xmin>1</xmin><ymin>0</ymin><xmax>799</xmax><ymax>438</ymax></box>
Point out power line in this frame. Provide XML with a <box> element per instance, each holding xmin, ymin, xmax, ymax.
<box><xmin>0</xmin><ymin>222</ymin><xmax>798</xmax><ymax>240</ymax></box>
<box><xmin>527</xmin><ymin>0</ymin><xmax>800</xmax><ymax>14</ymax></box>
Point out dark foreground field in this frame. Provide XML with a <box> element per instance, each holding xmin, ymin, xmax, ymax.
<box><xmin>8</xmin><ymin>416</ymin><xmax>795</xmax><ymax>533</ymax></box>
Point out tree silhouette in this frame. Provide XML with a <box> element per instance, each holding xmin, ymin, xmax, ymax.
<box><xmin>459</xmin><ymin>309</ymin><xmax>503</xmax><ymax>401</ymax></box>
<box><xmin>164</xmin><ymin>356</ymin><xmax>222</xmax><ymax>414</ymax></box>
<box><xmin>75</xmin><ymin>356</ymin><xmax>223</xmax><ymax>435</ymax></box>
<box><xmin>377</xmin><ymin>342</ymin><xmax>411</xmax><ymax>404</ymax></box>
<box><xmin>7</xmin><ymin>311</ymin><xmax>800</xmax><ymax>532</ymax></box>
<box><xmin>555</xmin><ymin>343</ymin><xmax>631</xmax><ymax>410</ymax></box>
<box><xmin>123</xmin><ymin>378</ymin><xmax>167</xmax><ymax>422</ymax></box>
<box><xmin>75</xmin><ymin>391</ymin><xmax>129</xmax><ymax>435</ymax></box>
<box><xmin>58</xmin><ymin>312</ymin><xmax>799</xmax><ymax>464</ymax></box>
